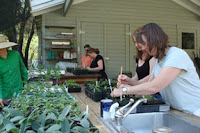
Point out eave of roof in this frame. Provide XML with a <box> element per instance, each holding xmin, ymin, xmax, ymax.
<box><xmin>29</xmin><ymin>0</ymin><xmax>88</xmax><ymax>16</ymax></box>
<box><xmin>172</xmin><ymin>0</ymin><xmax>200</xmax><ymax>17</ymax></box>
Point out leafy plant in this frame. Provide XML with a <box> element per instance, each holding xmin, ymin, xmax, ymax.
<box><xmin>0</xmin><ymin>80</ymin><xmax>98</xmax><ymax>132</ymax></box>
<box><xmin>51</xmin><ymin>67</ymin><xmax>61</xmax><ymax>84</ymax></box>
<box><xmin>65</xmin><ymin>80</ymin><xmax>76</xmax><ymax>84</ymax></box>
<box><xmin>28</xmin><ymin>66</ymin><xmax>61</xmax><ymax>84</ymax></box>
<box><xmin>65</xmin><ymin>80</ymin><xmax>80</xmax><ymax>88</ymax></box>
<box><xmin>74</xmin><ymin>67</ymin><xmax>87</xmax><ymax>70</ymax></box>
<box><xmin>68</xmin><ymin>83</ymin><xmax>80</xmax><ymax>89</ymax></box>
<box><xmin>135</xmin><ymin>95</ymin><xmax>153</xmax><ymax>101</ymax></box>
<box><xmin>93</xmin><ymin>86</ymin><xmax>101</xmax><ymax>92</ymax></box>
<box><xmin>0</xmin><ymin>106</ymin><xmax>98</xmax><ymax>133</ymax></box>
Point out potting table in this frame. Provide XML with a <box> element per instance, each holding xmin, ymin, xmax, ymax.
<box><xmin>60</xmin><ymin>72</ymin><xmax>100</xmax><ymax>84</ymax></box>
<box><xmin>70</xmin><ymin>86</ymin><xmax>111</xmax><ymax>133</ymax></box>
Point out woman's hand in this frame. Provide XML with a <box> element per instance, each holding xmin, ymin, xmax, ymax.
<box><xmin>120</xmin><ymin>84</ymin><xmax>131</xmax><ymax>88</ymax></box>
<box><xmin>0</xmin><ymin>99</ymin><xmax>4</xmax><ymax>106</ymax></box>
<box><xmin>118</xmin><ymin>74</ymin><xmax>130</xmax><ymax>84</ymax></box>
<box><xmin>87</xmin><ymin>67</ymin><xmax>91</xmax><ymax>70</ymax></box>
<box><xmin>110</xmin><ymin>88</ymin><xmax>123</xmax><ymax>97</ymax></box>
<box><xmin>111</xmin><ymin>84</ymin><xmax>131</xmax><ymax>97</ymax></box>
<box><xmin>117</xmin><ymin>83</ymin><xmax>131</xmax><ymax>89</ymax></box>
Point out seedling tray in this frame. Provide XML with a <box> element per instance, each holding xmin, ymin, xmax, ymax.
<box><xmin>112</xmin><ymin>97</ymin><xmax>130</xmax><ymax>107</ymax></box>
<box><xmin>88</xmin><ymin>70</ymin><xmax>99</xmax><ymax>74</ymax></box>
<box><xmin>73</xmin><ymin>69</ymin><xmax>88</xmax><ymax>75</ymax></box>
<box><xmin>137</xmin><ymin>102</ymin><xmax>170</xmax><ymax>113</ymax></box>
<box><xmin>102</xmin><ymin>90</ymin><xmax>111</xmax><ymax>99</ymax></box>
<box><xmin>68</xmin><ymin>87</ymin><xmax>81</xmax><ymax>93</ymax></box>
<box><xmin>85</xmin><ymin>88</ymin><xmax>89</xmax><ymax>97</ymax></box>
<box><xmin>137</xmin><ymin>104</ymin><xmax>160</xmax><ymax>113</ymax></box>
<box><xmin>66</xmin><ymin>67</ymin><xmax>74</xmax><ymax>73</ymax></box>
<box><xmin>90</xmin><ymin>91</ymin><xmax>102</xmax><ymax>102</ymax></box>
<box><xmin>85</xmin><ymin>89</ymin><xmax>102</xmax><ymax>102</ymax></box>
<box><xmin>123</xmin><ymin>101</ymin><xmax>170</xmax><ymax>114</ymax></box>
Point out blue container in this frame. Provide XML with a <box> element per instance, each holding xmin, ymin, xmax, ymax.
<box><xmin>100</xmin><ymin>99</ymin><xmax>113</xmax><ymax>117</ymax></box>
<box><xmin>51</xmin><ymin>52</ymin><xmax>56</xmax><ymax>59</ymax></box>
<box><xmin>47</xmin><ymin>51</ymin><xmax>52</xmax><ymax>59</ymax></box>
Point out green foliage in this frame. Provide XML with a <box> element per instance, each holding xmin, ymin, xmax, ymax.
<box><xmin>0</xmin><ymin>80</ymin><xmax>98</xmax><ymax>132</ymax></box>
<box><xmin>12</xmin><ymin>82</ymin><xmax>80</xmax><ymax>117</ymax></box>
<box><xmin>65</xmin><ymin>80</ymin><xmax>80</xmax><ymax>88</ymax></box>
<box><xmin>1</xmin><ymin>67</ymin><xmax>98</xmax><ymax>132</ymax></box>
<box><xmin>65</xmin><ymin>80</ymin><xmax>76</xmax><ymax>84</ymax></box>
<box><xmin>94</xmin><ymin>86</ymin><xmax>101</xmax><ymax>92</ymax></box>
<box><xmin>1</xmin><ymin>0</ymin><xmax>37</xmax><ymax>68</ymax></box>
<box><xmin>1</xmin><ymin>106</ymin><xmax>97</xmax><ymax>133</ymax></box>
<box><xmin>86</xmin><ymin>79</ymin><xmax>117</xmax><ymax>93</ymax></box>
<box><xmin>28</xmin><ymin>66</ymin><xmax>61</xmax><ymax>83</ymax></box>
<box><xmin>135</xmin><ymin>95</ymin><xmax>153</xmax><ymax>101</ymax></box>
<box><xmin>74</xmin><ymin>67</ymin><xmax>88</xmax><ymax>70</ymax></box>
<box><xmin>51</xmin><ymin>67</ymin><xmax>61</xmax><ymax>83</ymax></box>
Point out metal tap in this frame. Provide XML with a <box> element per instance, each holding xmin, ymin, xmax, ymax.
<box><xmin>115</xmin><ymin>98</ymin><xmax>147</xmax><ymax>126</ymax></box>
<box><xmin>115</xmin><ymin>98</ymin><xmax>135</xmax><ymax>117</ymax></box>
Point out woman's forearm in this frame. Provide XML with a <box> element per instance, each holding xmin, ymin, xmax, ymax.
<box><xmin>128</xmin><ymin>77</ymin><xmax>138</xmax><ymax>86</ymax></box>
<box><xmin>127</xmin><ymin>81</ymin><xmax>158</xmax><ymax>95</ymax></box>
<box><xmin>126</xmin><ymin>67</ymin><xmax>181</xmax><ymax>95</ymax></box>
<box><xmin>90</xmin><ymin>67</ymin><xmax>102</xmax><ymax>71</ymax></box>
<box><xmin>128</xmin><ymin>75</ymin><xmax>150</xmax><ymax>86</ymax></box>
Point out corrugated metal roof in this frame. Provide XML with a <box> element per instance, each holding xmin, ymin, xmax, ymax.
<box><xmin>29</xmin><ymin>0</ymin><xmax>88</xmax><ymax>16</ymax></box>
<box><xmin>30</xmin><ymin>0</ymin><xmax>53</xmax><ymax>7</ymax></box>
<box><xmin>30</xmin><ymin>0</ymin><xmax>65</xmax><ymax>16</ymax></box>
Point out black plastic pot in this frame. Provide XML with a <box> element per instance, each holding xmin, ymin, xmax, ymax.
<box><xmin>135</xmin><ymin>99</ymin><xmax>165</xmax><ymax>113</ymax></box>
<box><xmin>136</xmin><ymin>104</ymin><xmax>160</xmax><ymax>113</ymax></box>
<box><xmin>105</xmin><ymin>92</ymin><xmax>112</xmax><ymax>99</ymax></box>
<box><xmin>66</xmin><ymin>67</ymin><xmax>75</xmax><ymax>73</ymax></box>
<box><xmin>73</xmin><ymin>69</ymin><xmax>88</xmax><ymax>75</ymax></box>
<box><xmin>85</xmin><ymin>89</ymin><xmax>103</xmax><ymax>102</ymax></box>
<box><xmin>143</xmin><ymin>100</ymin><xmax>165</xmax><ymax>105</ymax></box>
<box><xmin>84</xmin><ymin>81</ymin><xmax>96</xmax><ymax>87</ymax></box>
<box><xmin>112</xmin><ymin>95</ymin><xmax>134</xmax><ymax>107</ymax></box>
<box><xmin>68</xmin><ymin>87</ymin><xmax>81</xmax><ymax>93</ymax></box>
<box><xmin>102</xmin><ymin>89</ymin><xmax>111</xmax><ymax>99</ymax></box>
<box><xmin>91</xmin><ymin>91</ymin><xmax>102</xmax><ymax>102</ymax></box>
<box><xmin>88</xmin><ymin>70</ymin><xmax>99</xmax><ymax>74</ymax></box>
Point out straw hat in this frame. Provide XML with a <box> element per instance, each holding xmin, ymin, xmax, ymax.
<box><xmin>0</xmin><ymin>34</ymin><xmax>18</xmax><ymax>49</ymax></box>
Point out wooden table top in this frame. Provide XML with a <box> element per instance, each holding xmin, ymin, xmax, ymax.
<box><xmin>61</xmin><ymin>72</ymin><xmax>100</xmax><ymax>78</ymax></box>
<box><xmin>70</xmin><ymin>86</ymin><xmax>111</xmax><ymax>133</ymax></box>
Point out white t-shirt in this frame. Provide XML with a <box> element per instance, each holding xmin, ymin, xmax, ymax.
<box><xmin>152</xmin><ymin>47</ymin><xmax>200</xmax><ymax>115</ymax></box>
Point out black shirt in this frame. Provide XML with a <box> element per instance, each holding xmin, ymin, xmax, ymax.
<box><xmin>136</xmin><ymin>56</ymin><xmax>162</xmax><ymax>99</ymax></box>
<box><xmin>136</xmin><ymin>56</ymin><xmax>152</xmax><ymax>80</ymax></box>
<box><xmin>90</xmin><ymin>55</ymin><xmax>107</xmax><ymax>80</ymax></box>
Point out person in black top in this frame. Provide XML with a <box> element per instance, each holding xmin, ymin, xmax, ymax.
<box><xmin>86</xmin><ymin>47</ymin><xmax>107</xmax><ymax>80</ymax></box>
<box><xmin>117</xmin><ymin>27</ymin><xmax>162</xmax><ymax>100</ymax></box>
<box><xmin>136</xmin><ymin>57</ymin><xmax>152</xmax><ymax>80</ymax></box>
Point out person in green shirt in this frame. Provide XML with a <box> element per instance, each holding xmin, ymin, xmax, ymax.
<box><xmin>0</xmin><ymin>34</ymin><xmax>28</xmax><ymax>106</ymax></box>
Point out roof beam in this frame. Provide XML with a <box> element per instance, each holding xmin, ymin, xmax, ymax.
<box><xmin>64</xmin><ymin>0</ymin><xmax>88</xmax><ymax>16</ymax></box>
<box><xmin>63</xmin><ymin>0</ymin><xmax>74</xmax><ymax>16</ymax></box>
<box><xmin>72</xmin><ymin>0</ymin><xmax>88</xmax><ymax>5</ymax></box>
<box><xmin>190</xmin><ymin>0</ymin><xmax>200</xmax><ymax>7</ymax></box>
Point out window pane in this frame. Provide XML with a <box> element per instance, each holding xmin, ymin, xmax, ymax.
<box><xmin>182</xmin><ymin>32</ymin><xmax>194</xmax><ymax>49</ymax></box>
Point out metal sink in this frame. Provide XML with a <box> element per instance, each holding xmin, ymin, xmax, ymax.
<box><xmin>100</xmin><ymin>112</ymin><xmax>200</xmax><ymax>133</ymax></box>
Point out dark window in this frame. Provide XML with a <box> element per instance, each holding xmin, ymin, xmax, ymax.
<box><xmin>182</xmin><ymin>32</ymin><xmax>194</xmax><ymax>49</ymax></box>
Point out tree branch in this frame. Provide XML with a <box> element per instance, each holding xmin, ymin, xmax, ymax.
<box><xmin>25</xmin><ymin>17</ymin><xmax>35</xmax><ymax>68</ymax></box>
